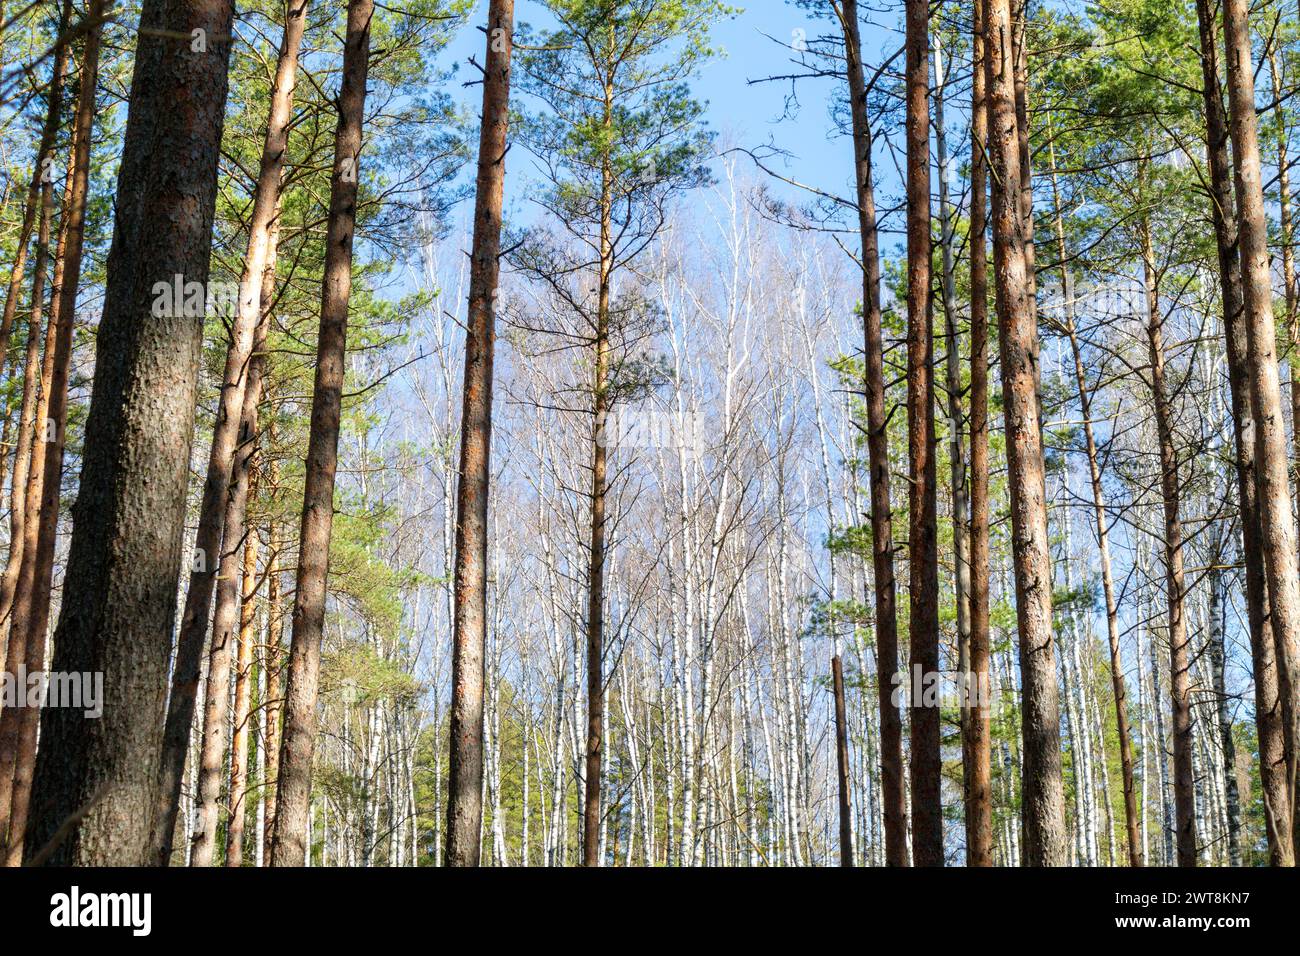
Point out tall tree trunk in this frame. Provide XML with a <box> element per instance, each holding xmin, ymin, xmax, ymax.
<box><xmin>836</xmin><ymin>0</ymin><xmax>908</xmax><ymax>867</ymax></box>
<box><xmin>0</xmin><ymin>178</ymin><xmax>50</xmax><ymax>654</ymax></box>
<box><xmin>1140</xmin><ymin>220</ymin><xmax>1197</xmax><ymax>867</ymax></box>
<box><xmin>262</xmin><ymin>516</ymin><xmax>285</xmax><ymax>865</ymax></box>
<box><xmin>0</xmin><ymin>0</ymin><xmax>69</xmax><ymax>632</ymax></box>
<box><xmin>581</xmin><ymin>65</ymin><xmax>621</xmax><ymax>871</ymax></box>
<box><xmin>0</xmin><ymin>1</ymin><xmax>105</xmax><ymax>867</ymax></box>
<box><xmin>934</xmin><ymin>31</ymin><xmax>973</xmax><ymax>864</ymax></box>
<box><xmin>0</xmin><ymin>173</ymin><xmax>54</xmax><ymax>858</ymax></box>
<box><xmin>904</xmin><ymin>0</ymin><xmax>942</xmax><ymax>868</ymax></box>
<box><xmin>24</xmin><ymin>0</ymin><xmax>236</xmax><ymax>866</ymax></box>
<box><xmin>153</xmin><ymin>0</ymin><xmax>310</xmax><ymax>864</ymax></box>
<box><xmin>1268</xmin><ymin>50</ymin><xmax>1300</xmax><ymax>558</ymax></box>
<box><xmin>985</xmin><ymin>0</ymin><xmax>1067</xmax><ymax>865</ymax></box>
<box><xmin>583</xmin><ymin>230</ymin><xmax>611</xmax><ymax>868</ymax></box>
<box><xmin>445</xmin><ymin>0</ymin><xmax>514</xmax><ymax>869</ymax></box>
<box><xmin>0</xmin><ymin>412</ymin><xmax>11</xmax><ymax>585</ymax></box>
<box><xmin>1273</xmin><ymin>56</ymin><xmax>1300</xmax><ymax>841</ymax></box>
<box><xmin>1195</xmin><ymin>0</ymin><xmax>1292</xmax><ymax>866</ymax></box>
<box><xmin>225</xmin><ymin>533</ymin><xmax>260</xmax><ymax>866</ymax></box>
<box><xmin>965</xmin><ymin>0</ymin><xmax>994</xmax><ymax>866</ymax></box>
<box><xmin>831</xmin><ymin>652</ymin><xmax>852</xmax><ymax>865</ymax></box>
<box><xmin>934</xmin><ymin>28</ymin><xmax>970</xmax><ymax>747</ymax></box>
<box><xmin>198</xmin><ymin>214</ymin><xmax>280</xmax><ymax>868</ymax></box>
<box><xmin>1011</xmin><ymin>0</ymin><xmax>1042</xmax><ymax>440</ymax></box>
<box><xmin>0</xmin><ymin>151</ymin><xmax>79</xmax><ymax>866</ymax></box>
<box><xmin>0</xmin><ymin>24</ymin><xmax>82</xmax><ymax>839</ymax></box>
<box><xmin>1223</xmin><ymin>0</ymin><xmax>1300</xmax><ymax>861</ymax></box>
<box><xmin>270</xmin><ymin>0</ymin><xmax>373</xmax><ymax>867</ymax></box>
<box><xmin>190</xmin><ymin>544</ymin><xmax>240</xmax><ymax>864</ymax></box>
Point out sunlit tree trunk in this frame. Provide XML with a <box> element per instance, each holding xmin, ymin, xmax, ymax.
<box><xmin>933</xmin><ymin>31</ymin><xmax>970</xmax><ymax>784</ymax></box>
<box><xmin>1268</xmin><ymin>50</ymin><xmax>1300</xmax><ymax>556</ymax></box>
<box><xmin>1223</xmin><ymin>0</ymin><xmax>1300</xmax><ymax>862</ymax></box>
<box><xmin>225</xmin><ymin>534</ymin><xmax>260</xmax><ymax>866</ymax></box>
<box><xmin>964</xmin><ymin>0</ymin><xmax>994</xmax><ymax>867</ymax></box>
<box><xmin>446</xmin><ymin>0</ymin><xmax>514</xmax><ymax>868</ymax></box>
<box><xmin>154</xmin><ymin>0</ymin><xmax>310</xmax><ymax>863</ymax></box>
<box><xmin>25</xmin><ymin>0</ymin><xmax>237</xmax><ymax>865</ymax></box>
<box><xmin>262</xmin><ymin>515</ymin><xmax>285</xmax><ymax>865</ymax></box>
<box><xmin>904</xmin><ymin>0</ymin><xmax>942</xmax><ymax>867</ymax></box>
<box><xmin>271</xmin><ymin>0</ymin><xmax>373</xmax><ymax>867</ymax></box>
<box><xmin>1195</xmin><ymin>0</ymin><xmax>1292</xmax><ymax>865</ymax></box>
<box><xmin>835</xmin><ymin>0</ymin><xmax>908</xmax><ymax>866</ymax></box>
<box><xmin>985</xmin><ymin>0</ymin><xmax>1067</xmax><ymax>865</ymax></box>
<box><xmin>0</xmin><ymin>150</ymin><xmax>58</xmax><ymax>864</ymax></box>
<box><xmin>0</xmin><ymin>0</ymin><xmax>107</xmax><ymax>868</ymax></box>
<box><xmin>1140</xmin><ymin>217</ymin><xmax>1196</xmax><ymax>867</ymax></box>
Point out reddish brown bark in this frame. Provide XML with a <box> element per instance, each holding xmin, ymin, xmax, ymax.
<box><xmin>831</xmin><ymin>653</ymin><xmax>853</xmax><ymax>865</ymax></box>
<box><xmin>0</xmin><ymin>151</ymin><xmax>77</xmax><ymax>868</ymax></box>
<box><xmin>934</xmin><ymin>37</ymin><xmax>970</xmax><ymax>864</ymax></box>
<box><xmin>1223</xmin><ymin>0</ymin><xmax>1300</xmax><ymax>860</ymax></box>
<box><xmin>0</xmin><ymin>178</ymin><xmax>51</xmax><ymax>644</ymax></box>
<box><xmin>225</xmin><ymin>533</ymin><xmax>260</xmax><ymax>866</ymax></box>
<box><xmin>1268</xmin><ymin>50</ymin><xmax>1300</xmax><ymax>567</ymax></box>
<box><xmin>262</xmin><ymin>516</ymin><xmax>285</xmax><ymax>865</ymax></box>
<box><xmin>985</xmin><ymin>0</ymin><xmax>1067</xmax><ymax>865</ymax></box>
<box><xmin>837</xmin><ymin>0</ymin><xmax>908</xmax><ymax>867</ymax></box>
<box><xmin>1</xmin><ymin>3</ymin><xmax>105</xmax><ymax>867</ymax></box>
<box><xmin>185</xmin><ymin>203</ymin><xmax>281</xmax><ymax>867</ymax></box>
<box><xmin>26</xmin><ymin>0</ymin><xmax>237</xmax><ymax>865</ymax></box>
<box><xmin>193</xmin><ymin>304</ymin><xmax>275</xmax><ymax>867</ymax></box>
<box><xmin>0</xmin><ymin>414</ymin><xmax>11</xmax><ymax>588</ymax></box>
<box><xmin>445</xmin><ymin>0</ymin><xmax>514</xmax><ymax>869</ymax></box>
<box><xmin>904</xmin><ymin>0</ymin><xmax>942</xmax><ymax>867</ymax></box>
<box><xmin>153</xmin><ymin>0</ymin><xmax>310</xmax><ymax>864</ymax></box>
<box><xmin>270</xmin><ymin>0</ymin><xmax>373</xmax><ymax>867</ymax></box>
<box><xmin>965</xmin><ymin>0</ymin><xmax>993</xmax><ymax>867</ymax></box>
<box><xmin>0</xmin><ymin>48</ymin><xmax>83</xmax><ymax>843</ymax></box>
<box><xmin>1199</xmin><ymin>0</ymin><xmax>1294</xmax><ymax>864</ymax></box>
<box><xmin>205</xmin><ymin>231</ymin><xmax>278</xmax><ymax>862</ymax></box>
<box><xmin>583</xmin><ymin>230</ymin><xmax>611</xmax><ymax>868</ymax></box>
<box><xmin>580</xmin><ymin>33</ymin><xmax>620</xmax><ymax>872</ymax></box>
<box><xmin>1272</xmin><ymin>52</ymin><xmax>1300</xmax><ymax>854</ymax></box>
<box><xmin>0</xmin><ymin>175</ymin><xmax>53</xmax><ymax>857</ymax></box>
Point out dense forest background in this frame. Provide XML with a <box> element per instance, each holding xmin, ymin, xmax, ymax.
<box><xmin>0</xmin><ymin>0</ymin><xmax>1298</xmax><ymax>868</ymax></box>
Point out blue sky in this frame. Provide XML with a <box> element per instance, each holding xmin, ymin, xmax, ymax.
<box><xmin>437</xmin><ymin>1</ymin><xmax>906</xmax><ymax>229</ymax></box>
<box><xmin>694</xmin><ymin>3</ymin><xmax>899</xmax><ymax>195</ymax></box>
